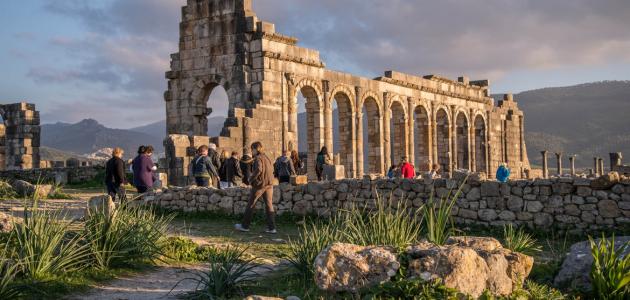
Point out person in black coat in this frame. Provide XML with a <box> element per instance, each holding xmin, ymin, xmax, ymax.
<box><xmin>105</xmin><ymin>147</ymin><xmax>127</xmax><ymax>202</ymax></box>
<box><xmin>240</xmin><ymin>149</ymin><xmax>254</xmax><ymax>186</ymax></box>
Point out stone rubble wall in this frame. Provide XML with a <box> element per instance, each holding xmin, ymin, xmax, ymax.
<box><xmin>143</xmin><ymin>176</ymin><xmax>630</xmax><ymax>231</ymax></box>
<box><xmin>0</xmin><ymin>166</ymin><xmax>104</xmax><ymax>185</ymax></box>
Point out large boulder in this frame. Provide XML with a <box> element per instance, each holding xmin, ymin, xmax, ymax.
<box><xmin>407</xmin><ymin>237</ymin><xmax>533</xmax><ymax>298</ymax></box>
<box><xmin>86</xmin><ymin>195</ymin><xmax>116</xmax><ymax>216</ymax></box>
<box><xmin>314</xmin><ymin>243</ymin><xmax>400</xmax><ymax>292</ymax></box>
<box><xmin>10</xmin><ymin>180</ymin><xmax>52</xmax><ymax>199</ymax></box>
<box><xmin>554</xmin><ymin>236</ymin><xmax>630</xmax><ymax>290</ymax></box>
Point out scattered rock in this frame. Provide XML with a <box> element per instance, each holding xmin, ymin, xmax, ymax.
<box><xmin>9</xmin><ymin>180</ymin><xmax>51</xmax><ymax>199</ymax></box>
<box><xmin>554</xmin><ymin>236</ymin><xmax>630</xmax><ymax>291</ymax></box>
<box><xmin>0</xmin><ymin>212</ymin><xmax>14</xmax><ymax>233</ymax></box>
<box><xmin>591</xmin><ymin>172</ymin><xmax>620</xmax><ymax>190</ymax></box>
<box><xmin>314</xmin><ymin>243</ymin><xmax>400</xmax><ymax>292</ymax></box>
<box><xmin>86</xmin><ymin>195</ymin><xmax>116</xmax><ymax>216</ymax></box>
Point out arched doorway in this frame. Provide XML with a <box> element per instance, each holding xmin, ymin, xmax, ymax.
<box><xmin>204</xmin><ymin>85</ymin><xmax>229</xmax><ymax>138</ymax></box>
<box><xmin>295</xmin><ymin>86</ymin><xmax>323</xmax><ymax>178</ymax></box>
<box><xmin>332</xmin><ymin>92</ymin><xmax>355</xmax><ymax>178</ymax></box>
<box><xmin>362</xmin><ymin>97</ymin><xmax>383</xmax><ymax>174</ymax></box>
<box><xmin>390</xmin><ymin>101</ymin><xmax>407</xmax><ymax>166</ymax></box>
<box><xmin>455</xmin><ymin>112</ymin><xmax>470</xmax><ymax>170</ymax></box>
<box><xmin>436</xmin><ymin>108</ymin><xmax>451</xmax><ymax>173</ymax></box>
<box><xmin>414</xmin><ymin>105</ymin><xmax>430</xmax><ymax>172</ymax></box>
<box><xmin>474</xmin><ymin>115</ymin><xmax>487</xmax><ymax>173</ymax></box>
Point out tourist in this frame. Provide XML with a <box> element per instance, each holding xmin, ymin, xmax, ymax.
<box><xmin>387</xmin><ymin>165</ymin><xmax>398</xmax><ymax>179</ymax></box>
<box><xmin>290</xmin><ymin>150</ymin><xmax>304</xmax><ymax>175</ymax></box>
<box><xmin>426</xmin><ymin>163</ymin><xmax>441</xmax><ymax>179</ymax></box>
<box><xmin>132</xmin><ymin>145</ymin><xmax>156</xmax><ymax>193</ymax></box>
<box><xmin>400</xmin><ymin>156</ymin><xmax>415</xmax><ymax>179</ymax></box>
<box><xmin>274</xmin><ymin>150</ymin><xmax>296</xmax><ymax>184</ymax></box>
<box><xmin>496</xmin><ymin>163</ymin><xmax>511</xmax><ymax>183</ymax></box>
<box><xmin>218</xmin><ymin>150</ymin><xmax>231</xmax><ymax>189</ymax></box>
<box><xmin>224</xmin><ymin>151</ymin><xmax>244</xmax><ymax>187</ymax></box>
<box><xmin>235</xmin><ymin>142</ymin><xmax>277</xmax><ymax>234</ymax></box>
<box><xmin>207</xmin><ymin>143</ymin><xmax>222</xmax><ymax>188</ymax></box>
<box><xmin>192</xmin><ymin>145</ymin><xmax>219</xmax><ymax>188</ymax></box>
<box><xmin>240</xmin><ymin>148</ymin><xmax>254</xmax><ymax>186</ymax></box>
<box><xmin>105</xmin><ymin>147</ymin><xmax>127</xmax><ymax>203</ymax></box>
<box><xmin>316</xmin><ymin>146</ymin><xmax>332</xmax><ymax>181</ymax></box>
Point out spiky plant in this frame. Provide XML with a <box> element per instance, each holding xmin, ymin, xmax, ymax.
<box><xmin>589</xmin><ymin>235</ymin><xmax>630</xmax><ymax>300</ymax></box>
<box><xmin>502</xmin><ymin>224</ymin><xmax>542</xmax><ymax>255</ymax></box>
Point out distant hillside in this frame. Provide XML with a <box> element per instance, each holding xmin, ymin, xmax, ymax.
<box><xmin>40</xmin><ymin>146</ymin><xmax>89</xmax><ymax>162</ymax></box>
<box><xmin>42</xmin><ymin>119</ymin><xmax>163</xmax><ymax>158</ymax></box>
<box><xmin>510</xmin><ymin>81</ymin><xmax>630</xmax><ymax>167</ymax></box>
<box><xmin>130</xmin><ymin>117</ymin><xmax>227</xmax><ymax>139</ymax></box>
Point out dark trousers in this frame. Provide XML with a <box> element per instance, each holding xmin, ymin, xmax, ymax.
<box><xmin>316</xmin><ymin>165</ymin><xmax>323</xmax><ymax>181</ymax></box>
<box><xmin>136</xmin><ymin>186</ymin><xmax>148</xmax><ymax>193</ymax></box>
<box><xmin>195</xmin><ymin>177</ymin><xmax>210</xmax><ymax>187</ymax></box>
<box><xmin>107</xmin><ymin>182</ymin><xmax>127</xmax><ymax>203</ymax></box>
<box><xmin>278</xmin><ymin>175</ymin><xmax>291</xmax><ymax>184</ymax></box>
<box><xmin>241</xmin><ymin>186</ymin><xmax>275</xmax><ymax>230</ymax></box>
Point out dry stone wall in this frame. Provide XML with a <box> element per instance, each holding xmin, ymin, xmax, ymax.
<box><xmin>143</xmin><ymin>176</ymin><xmax>630</xmax><ymax>231</ymax></box>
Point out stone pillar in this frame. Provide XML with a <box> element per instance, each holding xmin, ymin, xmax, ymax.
<box><xmin>164</xmin><ymin>134</ymin><xmax>192</xmax><ymax>186</ymax></box>
<box><xmin>594</xmin><ymin>157</ymin><xmax>600</xmax><ymax>177</ymax></box>
<box><xmin>541</xmin><ymin>151</ymin><xmax>548</xmax><ymax>179</ymax></box>
<box><xmin>383</xmin><ymin>93</ymin><xmax>391</xmax><ymax>170</ymax></box>
<box><xmin>469</xmin><ymin>119</ymin><xmax>476</xmax><ymax>172</ymax></box>
<box><xmin>610</xmin><ymin>152</ymin><xmax>623</xmax><ymax>171</ymax></box>
<box><xmin>324</xmin><ymin>99</ymin><xmax>333</xmax><ymax>154</ymax></box>
<box><xmin>356</xmin><ymin>111</ymin><xmax>364</xmax><ymax>178</ymax></box>
<box><xmin>569</xmin><ymin>155</ymin><xmax>576</xmax><ymax>177</ymax></box>
<box><xmin>407</xmin><ymin>98</ymin><xmax>415</xmax><ymax>167</ymax></box>
<box><xmin>598</xmin><ymin>158</ymin><xmax>605</xmax><ymax>175</ymax></box>
<box><xmin>450</xmin><ymin>105</ymin><xmax>457</xmax><ymax>172</ymax></box>
<box><xmin>0</xmin><ymin>103</ymin><xmax>41</xmax><ymax>170</ymax></box>
<box><xmin>555</xmin><ymin>152</ymin><xmax>563</xmax><ymax>176</ymax></box>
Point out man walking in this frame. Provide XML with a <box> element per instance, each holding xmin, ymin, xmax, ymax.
<box><xmin>192</xmin><ymin>145</ymin><xmax>219</xmax><ymax>187</ymax></box>
<box><xmin>274</xmin><ymin>150</ymin><xmax>296</xmax><ymax>184</ymax></box>
<box><xmin>235</xmin><ymin>142</ymin><xmax>277</xmax><ymax>234</ymax></box>
<box><xmin>224</xmin><ymin>151</ymin><xmax>244</xmax><ymax>187</ymax></box>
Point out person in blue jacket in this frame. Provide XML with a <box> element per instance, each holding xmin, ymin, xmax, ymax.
<box><xmin>496</xmin><ymin>163</ymin><xmax>511</xmax><ymax>183</ymax></box>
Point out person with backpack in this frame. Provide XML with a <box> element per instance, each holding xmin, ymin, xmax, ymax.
<box><xmin>105</xmin><ymin>147</ymin><xmax>127</xmax><ymax>202</ymax></box>
<box><xmin>235</xmin><ymin>142</ymin><xmax>277</xmax><ymax>234</ymax></box>
<box><xmin>274</xmin><ymin>150</ymin><xmax>296</xmax><ymax>184</ymax></box>
<box><xmin>316</xmin><ymin>146</ymin><xmax>332</xmax><ymax>181</ymax></box>
<box><xmin>224</xmin><ymin>151</ymin><xmax>244</xmax><ymax>187</ymax></box>
<box><xmin>192</xmin><ymin>145</ymin><xmax>219</xmax><ymax>187</ymax></box>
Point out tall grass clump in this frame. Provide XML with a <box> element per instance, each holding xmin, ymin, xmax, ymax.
<box><xmin>13</xmin><ymin>207</ymin><xmax>90</xmax><ymax>280</ymax></box>
<box><xmin>286</xmin><ymin>219</ymin><xmax>342</xmax><ymax>281</ymax></box>
<box><xmin>589</xmin><ymin>235</ymin><xmax>630</xmax><ymax>300</ymax></box>
<box><xmin>0</xmin><ymin>180</ymin><xmax>17</xmax><ymax>200</ymax></box>
<box><xmin>340</xmin><ymin>196</ymin><xmax>422</xmax><ymax>248</ymax></box>
<box><xmin>84</xmin><ymin>204</ymin><xmax>174</xmax><ymax>270</ymax></box>
<box><xmin>421</xmin><ymin>185</ymin><xmax>462</xmax><ymax>245</ymax></box>
<box><xmin>178</xmin><ymin>245</ymin><xmax>259</xmax><ymax>299</ymax></box>
<box><xmin>502</xmin><ymin>224</ymin><xmax>542</xmax><ymax>255</ymax></box>
<box><xmin>0</xmin><ymin>246</ymin><xmax>20</xmax><ymax>299</ymax></box>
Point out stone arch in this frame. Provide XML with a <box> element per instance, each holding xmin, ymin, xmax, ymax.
<box><xmin>455</xmin><ymin>110</ymin><xmax>470</xmax><ymax>170</ymax></box>
<box><xmin>294</xmin><ymin>80</ymin><xmax>324</xmax><ymax>179</ymax></box>
<box><xmin>413</xmin><ymin>104</ymin><xmax>431</xmax><ymax>171</ymax></box>
<box><xmin>189</xmin><ymin>75</ymin><xmax>230</xmax><ymax>137</ymax></box>
<box><xmin>389</xmin><ymin>98</ymin><xmax>407</xmax><ymax>165</ymax></box>
<box><xmin>474</xmin><ymin>113</ymin><xmax>488</xmax><ymax>174</ymax></box>
<box><xmin>435</xmin><ymin>107</ymin><xmax>451</xmax><ymax>173</ymax></box>
<box><xmin>358</xmin><ymin>90</ymin><xmax>382</xmax><ymax>110</ymax></box>
<box><xmin>362</xmin><ymin>96</ymin><xmax>383</xmax><ymax>174</ymax></box>
<box><xmin>331</xmin><ymin>88</ymin><xmax>356</xmax><ymax>177</ymax></box>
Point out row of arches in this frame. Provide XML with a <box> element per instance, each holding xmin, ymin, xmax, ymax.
<box><xmin>292</xmin><ymin>80</ymin><xmax>489</xmax><ymax>178</ymax></box>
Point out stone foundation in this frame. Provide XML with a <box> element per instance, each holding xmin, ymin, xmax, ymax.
<box><xmin>142</xmin><ymin>176</ymin><xmax>630</xmax><ymax>231</ymax></box>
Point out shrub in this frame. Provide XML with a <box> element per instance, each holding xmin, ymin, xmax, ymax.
<box><xmin>178</xmin><ymin>245</ymin><xmax>259</xmax><ymax>299</ymax></box>
<box><xmin>340</xmin><ymin>195</ymin><xmax>422</xmax><ymax>249</ymax></box>
<box><xmin>83</xmin><ymin>204</ymin><xmax>174</xmax><ymax>270</ymax></box>
<box><xmin>47</xmin><ymin>183</ymin><xmax>73</xmax><ymax>200</ymax></box>
<box><xmin>589</xmin><ymin>235</ymin><xmax>630</xmax><ymax>300</ymax></box>
<box><xmin>502</xmin><ymin>224</ymin><xmax>541</xmax><ymax>255</ymax></box>
<box><xmin>0</xmin><ymin>246</ymin><xmax>20</xmax><ymax>299</ymax></box>
<box><xmin>0</xmin><ymin>180</ymin><xmax>16</xmax><ymax>200</ymax></box>
<box><xmin>364</xmin><ymin>278</ymin><xmax>461</xmax><ymax>299</ymax></box>
<box><xmin>285</xmin><ymin>219</ymin><xmax>342</xmax><ymax>281</ymax></box>
<box><xmin>422</xmin><ymin>186</ymin><xmax>461</xmax><ymax>245</ymax></box>
<box><xmin>163</xmin><ymin>236</ymin><xmax>217</xmax><ymax>263</ymax></box>
<box><xmin>13</xmin><ymin>207</ymin><xmax>90</xmax><ymax>280</ymax></box>
<box><xmin>525</xmin><ymin>280</ymin><xmax>566</xmax><ymax>300</ymax></box>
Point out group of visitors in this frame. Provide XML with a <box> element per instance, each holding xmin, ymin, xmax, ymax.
<box><xmin>105</xmin><ymin>145</ymin><xmax>157</xmax><ymax>202</ymax></box>
<box><xmin>387</xmin><ymin>156</ymin><xmax>418</xmax><ymax>179</ymax></box>
<box><xmin>191</xmin><ymin>143</ymin><xmax>259</xmax><ymax>189</ymax></box>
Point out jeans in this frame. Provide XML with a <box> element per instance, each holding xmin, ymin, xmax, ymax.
<box><xmin>136</xmin><ymin>186</ymin><xmax>149</xmax><ymax>193</ymax></box>
<box><xmin>241</xmin><ymin>186</ymin><xmax>275</xmax><ymax>230</ymax></box>
<box><xmin>278</xmin><ymin>175</ymin><xmax>291</xmax><ymax>184</ymax></box>
<box><xmin>195</xmin><ymin>177</ymin><xmax>210</xmax><ymax>187</ymax></box>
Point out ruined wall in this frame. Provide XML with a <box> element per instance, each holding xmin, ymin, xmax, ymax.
<box><xmin>143</xmin><ymin>177</ymin><xmax>630</xmax><ymax>232</ymax></box>
<box><xmin>164</xmin><ymin>0</ymin><xmax>531</xmax><ymax>185</ymax></box>
<box><xmin>0</xmin><ymin>103</ymin><xmax>40</xmax><ymax>170</ymax></box>
<box><xmin>0</xmin><ymin>166</ymin><xmax>103</xmax><ymax>185</ymax></box>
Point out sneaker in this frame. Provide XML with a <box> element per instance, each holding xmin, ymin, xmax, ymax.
<box><xmin>234</xmin><ymin>224</ymin><xmax>250</xmax><ymax>232</ymax></box>
<box><xmin>265</xmin><ymin>229</ymin><xmax>277</xmax><ymax>234</ymax></box>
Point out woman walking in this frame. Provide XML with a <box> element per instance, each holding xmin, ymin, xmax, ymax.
<box><xmin>105</xmin><ymin>147</ymin><xmax>127</xmax><ymax>202</ymax></box>
<box><xmin>132</xmin><ymin>145</ymin><xmax>155</xmax><ymax>193</ymax></box>
<box><xmin>315</xmin><ymin>146</ymin><xmax>332</xmax><ymax>181</ymax></box>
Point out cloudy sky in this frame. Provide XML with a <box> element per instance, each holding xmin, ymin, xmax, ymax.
<box><xmin>1</xmin><ymin>0</ymin><xmax>630</xmax><ymax>128</ymax></box>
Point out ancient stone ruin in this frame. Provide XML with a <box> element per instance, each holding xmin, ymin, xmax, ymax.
<box><xmin>0</xmin><ymin>102</ymin><xmax>41</xmax><ymax>170</ymax></box>
<box><xmin>164</xmin><ymin>0</ymin><xmax>530</xmax><ymax>185</ymax></box>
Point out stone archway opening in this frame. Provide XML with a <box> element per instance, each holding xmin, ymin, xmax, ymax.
<box><xmin>436</xmin><ymin>109</ymin><xmax>451</xmax><ymax>173</ymax></box>
<box><xmin>296</xmin><ymin>86</ymin><xmax>323</xmax><ymax>178</ymax></box>
<box><xmin>456</xmin><ymin>112</ymin><xmax>470</xmax><ymax>170</ymax></box>
<box><xmin>204</xmin><ymin>84</ymin><xmax>230</xmax><ymax>139</ymax></box>
<box><xmin>414</xmin><ymin>106</ymin><xmax>430</xmax><ymax>172</ymax></box>
<box><xmin>332</xmin><ymin>92</ymin><xmax>354</xmax><ymax>178</ymax></box>
<box><xmin>475</xmin><ymin>115</ymin><xmax>488</xmax><ymax>173</ymax></box>
<box><xmin>390</xmin><ymin>101</ymin><xmax>407</xmax><ymax>166</ymax></box>
<box><xmin>362</xmin><ymin>97</ymin><xmax>382</xmax><ymax>174</ymax></box>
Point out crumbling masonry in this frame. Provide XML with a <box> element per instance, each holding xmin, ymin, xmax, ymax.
<box><xmin>0</xmin><ymin>103</ymin><xmax>41</xmax><ymax>170</ymax></box>
<box><xmin>164</xmin><ymin>0</ymin><xmax>530</xmax><ymax>186</ymax></box>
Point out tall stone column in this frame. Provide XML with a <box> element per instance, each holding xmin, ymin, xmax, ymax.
<box><xmin>555</xmin><ymin>152</ymin><xmax>563</xmax><ymax>176</ymax></box>
<box><xmin>469</xmin><ymin>119</ymin><xmax>476</xmax><ymax>172</ymax></box>
<box><xmin>383</xmin><ymin>93</ymin><xmax>391</xmax><ymax>170</ymax></box>
<box><xmin>569</xmin><ymin>155</ymin><xmax>576</xmax><ymax>177</ymax></box>
<box><xmin>610</xmin><ymin>152</ymin><xmax>623</xmax><ymax>171</ymax></box>
<box><xmin>356</xmin><ymin>111</ymin><xmax>364</xmax><ymax>178</ymax></box>
<box><xmin>598</xmin><ymin>158</ymin><xmax>605</xmax><ymax>175</ymax></box>
<box><xmin>450</xmin><ymin>106</ymin><xmax>458</xmax><ymax>171</ymax></box>
<box><xmin>407</xmin><ymin>98</ymin><xmax>415</xmax><ymax>166</ymax></box>
<box><xmin>541</xmin><ymin>151</ymin><xmax>548</xmax><ymax>179</ymax></box>
<box><xmin>593</xmin><ymin>157</ymin><xmax>599</xmax><ymax>176</ymax></box>
<box><xmin>324</xmin><ymin>99</ymin><xmax>333</xmax><ymax>154</ymax></box>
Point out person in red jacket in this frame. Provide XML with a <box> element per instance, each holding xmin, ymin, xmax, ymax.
<box><xmin>400</xmin><ymin>156</ymin><xmax>415</xmax><ymax>179</ymax></box>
